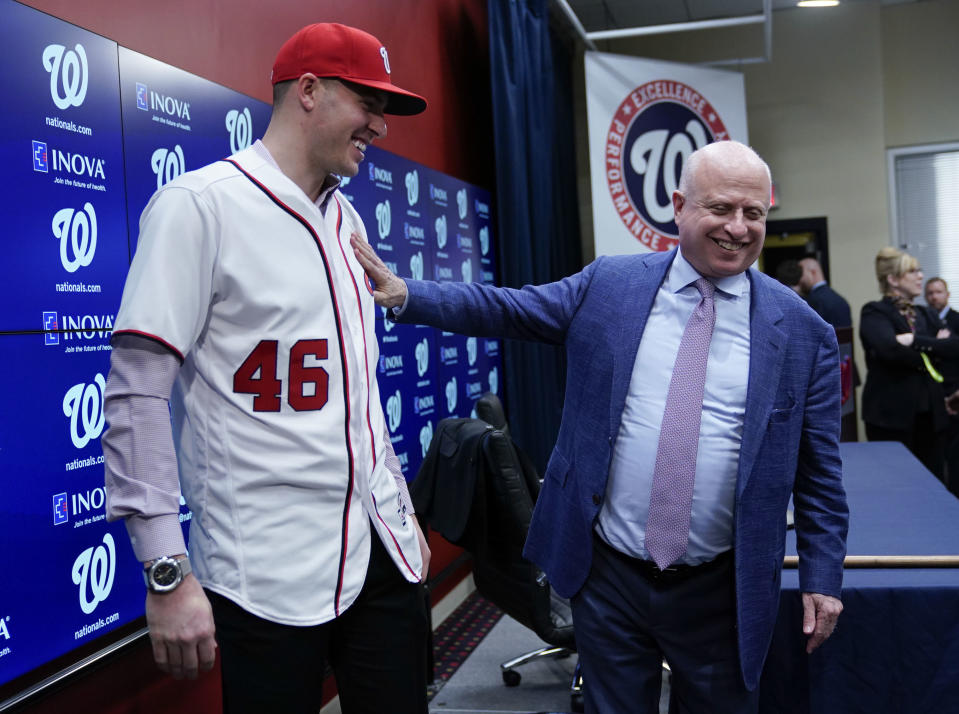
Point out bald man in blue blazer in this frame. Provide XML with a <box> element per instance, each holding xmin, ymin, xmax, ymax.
<box><xmin>352</xmin><ymin>141</ymin><xmax>848</xmax><ymax>713</ymax></box>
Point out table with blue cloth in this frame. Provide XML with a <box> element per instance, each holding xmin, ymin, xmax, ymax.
<box><xmin>759</xmin><ymin>441</ymin><xmax>959</xmax><ymax>713</ymax></box>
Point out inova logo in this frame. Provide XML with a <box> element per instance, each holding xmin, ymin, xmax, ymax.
<box><xmin>36</xmin><ymin>145</ymin><xmax>106</xmax><ymax>179</ymax></box>
<box><xmin>148</xmin><ymin>88</ymin><xmax>191</xmax><ymax>120</ymax></box>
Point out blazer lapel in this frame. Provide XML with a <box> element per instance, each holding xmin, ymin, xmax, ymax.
<box><xmin>608</xmin><ymin>250</ymin><xmax>674</xmax><ymax>436</ymax></box>
<box><xmin>879</xmin><ymin>298</ymin><xmax>912</xmax><ymax>333</ymax></box>
<box><xmin>737</xmin><ymin>270</ymin><xmax>789</xmax><ymax>496</ymax></box>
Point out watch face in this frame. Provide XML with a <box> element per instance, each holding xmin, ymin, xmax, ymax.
<box><xmin>152</xmin><ymin>561</ymin><xmax>179</xmax><ymax>587</ymax></box>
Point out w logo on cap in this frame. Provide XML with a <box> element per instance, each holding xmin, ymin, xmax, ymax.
<box><xmin>379</xmin><ymin>47</ymin><xmax>391</xmax><ymax>74</ymax></box>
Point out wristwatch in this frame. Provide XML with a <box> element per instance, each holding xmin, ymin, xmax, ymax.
<box><xmin>143</xmin><ymin>556</ymin><xmax>192</xmax><ymax>593</ymax></box>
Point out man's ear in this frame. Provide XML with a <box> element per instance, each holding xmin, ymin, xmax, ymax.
<box><xmin>672</xmin><ymin>190</ymin><xmax>686</xmax><ymax>222</ymax></box>
<box><xmin>295</xmin><ymin>73</ymin><xmax>320</xmax><ymax>111</ymax></box>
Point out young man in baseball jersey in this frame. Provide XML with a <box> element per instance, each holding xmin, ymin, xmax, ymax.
<box><xmin>103</xmin><ymin>23</ymin><xmax>430</xmax><ymax>713</ymax></box>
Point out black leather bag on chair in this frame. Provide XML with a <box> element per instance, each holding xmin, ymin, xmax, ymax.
<box><xmin>412</xmin><ymin>393</ymin><xmax>582</xmax><ymax>711</ymax></box>
<box><xmin>473</xmin><ymin>425</ymin><xmax>576</xmax><ymax>655</ymax></box>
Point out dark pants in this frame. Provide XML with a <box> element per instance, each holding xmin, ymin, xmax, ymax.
<box><xmin>571</xmin><ymin>535</ymin><xmax>758</xmax><ymax>714</ymax></box>
<box><xmin>208</xmin><ymin>530</ymin><xmax>428</xmax><ymax>714</ymax></box>
<box><xmin>866</xmin><ymin>415</ymin><xmax>945</xmax><ymax>481</ymax></box>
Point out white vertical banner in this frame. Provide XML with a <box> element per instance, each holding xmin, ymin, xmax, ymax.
<box><xmin>586</xmin><ymin>52</ymin><xmax>748</xmax><ymax>257</ymax></box>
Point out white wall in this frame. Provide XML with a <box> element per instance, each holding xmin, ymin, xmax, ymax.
<box><xmin>882</xmin><ymin>0</ymin><xmax>959</xmax><ymax>149</ymax></box>
<box><xmin>572</xmin><ymin>0</ymin><xmax>959</xmax><ymax>428</ymax></box>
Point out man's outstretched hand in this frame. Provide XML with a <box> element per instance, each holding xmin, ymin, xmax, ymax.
<box><xmin>350</xmin><ymin>234</ymin><xmax>409</xmax><ymax>308</ymax></box>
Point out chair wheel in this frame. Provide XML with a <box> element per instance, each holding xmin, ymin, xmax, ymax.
<box><xmin>502</xmin><ymin>669</ymin><xmax>522</xmax><ymax>687</ymax></box>
<box><xmin>571</xmin><ymin>691</ymin><xmax>585</xmax><ymax>713</ymax></box>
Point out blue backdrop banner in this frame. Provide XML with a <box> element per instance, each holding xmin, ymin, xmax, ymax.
<box><xmin>0</xmin><ymin>0</ymin><xmax>499</xmax><ymax>703</ymax></box>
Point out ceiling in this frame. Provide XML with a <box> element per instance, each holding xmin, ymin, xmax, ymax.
<box><xmin>561</xmin><ymin>0</ymin><xmax>921</xmax><ymax>39</ymax></box>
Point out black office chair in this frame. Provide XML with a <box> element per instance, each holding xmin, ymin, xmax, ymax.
<box><xmin>471</xmin><ymin>393</ymin><xmax>583</xmax><ymax>710</ymax></box>
<box><xmin>412</xmin><ymin>394</ymin><xmax>582</xmax><ymax>710</ymax></box>
<box><xmin>475</xmin><ymin>394</ymin><xmax>667</xmax><ymax>704</ymax></box>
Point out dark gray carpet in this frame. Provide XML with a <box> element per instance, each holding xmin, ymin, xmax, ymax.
<box><xmin>428</xmin><ymin>612</ymin><xmax>669</xmax><ymax>714</ymax></box>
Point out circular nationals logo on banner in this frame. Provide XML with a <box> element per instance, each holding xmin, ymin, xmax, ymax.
<box><xmin>606</xmin><ymin>80</ymin><xmax>729</xmax><ymax>251</ymax></box>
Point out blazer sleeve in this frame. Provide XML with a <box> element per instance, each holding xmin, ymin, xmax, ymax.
<box><xmin>399</xmin><ymin>258</ymin><xmax>602</xmax><ymax>344</ymax></box>
<box><xmin>793</xmin><ymin>328</ymin><xmax>849</xmax><ymax>597</ymax></box>
<box><xmin>912</xmin><ymin>306</ymin><xmax>959</xmax><ymax>358</ymax></box>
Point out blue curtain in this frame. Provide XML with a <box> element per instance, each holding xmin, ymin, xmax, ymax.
<box><xmin>489</xmin><ymin>0</ymin><xmax>582</xmax><ymax>473</ymax></box>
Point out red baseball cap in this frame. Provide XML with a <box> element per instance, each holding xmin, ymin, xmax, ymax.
<box><xmin>271</xmin><ymin>23</ymin><xmax>427</xmax><ymax>116</ymax></box>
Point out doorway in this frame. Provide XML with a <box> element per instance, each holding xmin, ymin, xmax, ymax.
<box><xmin>761</xmin><ymin>216</ymin><xmax>858</xmax><ymax>442</ymax></box>
<box><xmin>760</xmin><ymin>216</ymin><xmax>830</xmax><ymax>284</ymax></box>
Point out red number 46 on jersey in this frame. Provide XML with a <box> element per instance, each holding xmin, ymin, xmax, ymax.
<box><xmin>233</xmin><ymin>339</ymin><xmax>329</xmax><ymax>412</ymax></box>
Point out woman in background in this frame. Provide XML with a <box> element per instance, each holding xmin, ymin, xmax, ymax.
<box><xmin>860</xmin><ymin>247</ymin><xmax>959</xmax><ymax>480</ymax></box>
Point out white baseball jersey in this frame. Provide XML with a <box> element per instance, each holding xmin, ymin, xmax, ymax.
<box><xmin>112</xmin><ymin>144</ymin><xmax>422</xmax><ymax>625</ymax></box>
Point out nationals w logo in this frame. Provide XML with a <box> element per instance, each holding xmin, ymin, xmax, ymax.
<box><xmin>63</xmin><ymin>373</ymin><xmax>105</xmax><ymax>449</ymax></box>
<box><xmin>605</xmin><ymin>80</ymin><xmax>730</xmax><ymax>251</ymax></box>
<box><xmin>43</xmin><ymin>43</ymin><xmax>88</xmax><ymax>110</ymax></box>
<box><xmin>53</xmin><ymin>202</ymin><xmax>97</xmax><ymax>273</ymax></box>
<box><xmin>225</xmin><ymin>108</ymin><xmax>253</xmax><ymax>153</ymax></box>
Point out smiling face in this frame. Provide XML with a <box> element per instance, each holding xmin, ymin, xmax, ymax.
<box><xmin>890</xmin><ymin>266</ymin><xmax>924</xmax><ymax>300</ymax></box>
<box><xmin>309</xmin><ymin>78</ymin><xmax>388</xmax><ymax>180</ymax></box>
<box><xmin>673</xmin><ymin>143</ymin><xmax>771</xmax><ymax>279</ymax></box>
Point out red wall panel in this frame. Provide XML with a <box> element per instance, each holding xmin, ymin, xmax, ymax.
<box><xmin>20</xmin><ymin>0</ymin><xmax>493</xmax><ymax>188</ymax></box>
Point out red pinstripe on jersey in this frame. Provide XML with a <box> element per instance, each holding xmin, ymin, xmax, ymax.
<box><xmin>333</xmin><ymin>195</ymin><xmax>378</xmax><ymax>464</ymax></box>
<box><xmin>223</xmin><ymin>158</ymin><xmax>357</xmax><ymax>615</ymax></box>
<box><xmin>333</xmin><ymin>197</ymin><xmax>420</xmax><ymax>581</ymax></box>
<box><xmin>370</xmin><ymin>491</ymin><xmax>420</xmax><ymax>580</ymax></box>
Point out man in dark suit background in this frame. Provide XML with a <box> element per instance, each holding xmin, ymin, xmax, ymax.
<box><xmin>799</xmin><ymin>258</ymin><xmax>861</xmax><ymax>394</ymax></box>
<box><xmin>352</xmin><ymin>141</ymin><xmax>849</xmax><ymax>713</ymax></box>
<box><xmin>775</xmin><ymin>258</ymin><xmax>803</xmax><ymax>293</ymax></box>
<box><xmin>926</xmin><ymin>277</ymin><xmax>959</xmax><ymax>495</ymax></box>
<box><xmin>925</xmin><ymin>277</ymin><xmax>959</xmax><ymax>336</ymax></box>
<box><xmin>799</xmin><ymin>257</ymin><xmax>853</xmax><ymax>328</ymax></box>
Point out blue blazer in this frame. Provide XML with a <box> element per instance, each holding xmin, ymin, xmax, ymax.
<box><xmin>403</xmin><ymin>249</ymin><xmax>849</xmax><ymax>688</ymax></box>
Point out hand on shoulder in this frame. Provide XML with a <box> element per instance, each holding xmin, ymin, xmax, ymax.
<box><xmin>350</xmin><ymin>234</ymin><xmax>409</xmax><ymax>308</ymax></box>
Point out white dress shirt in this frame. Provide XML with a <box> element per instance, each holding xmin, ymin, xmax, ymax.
<box><xmin>597</xmin><ymin>249</ymin><xmax>751</xmax><ymax>565</ymax></box>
